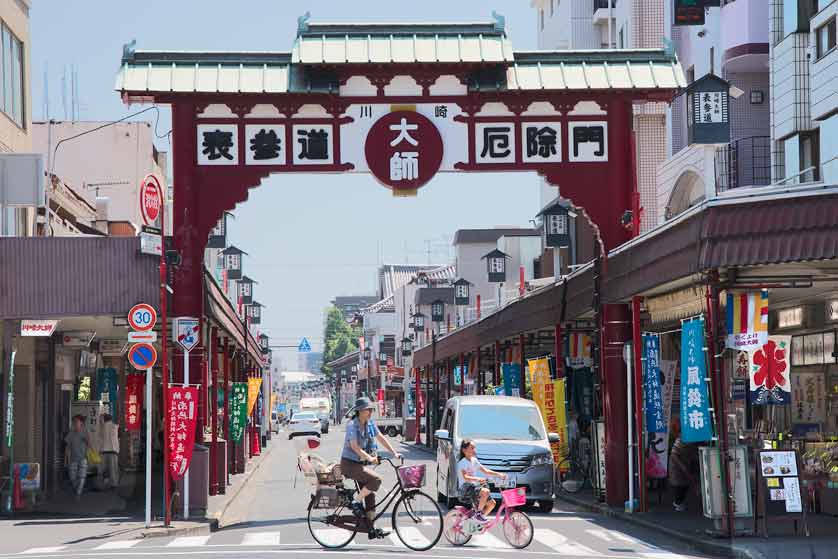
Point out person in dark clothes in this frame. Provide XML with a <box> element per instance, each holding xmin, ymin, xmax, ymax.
<box><xmin>668</xmin><ymin>415</ymin><xmax>700</xmax><ymax>512</ymax></box>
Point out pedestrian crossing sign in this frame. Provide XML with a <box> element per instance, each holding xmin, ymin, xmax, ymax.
<box><xmin>298</xmin><ymin>338</ymin><xmax>311</xmax><ymax>353</ymax></box>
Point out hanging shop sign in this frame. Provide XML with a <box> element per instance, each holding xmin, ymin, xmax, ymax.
<box><xmin>648</xmin><ymin>360</ymin><xmax>678</xmax><ymax>479</ymax></box>
<box><xmin>528</xmin><ymin>357</ymin><xmax>551</xmax><ymax>412</ymax></box>
<box><xmin>686</xmin><ymin>73</ymin><xmax>731</xmax><ymax>145</ymax></box>
<box><xmin>592</xmin><ymin>420</ymin><xmax>607</xmax><ymax>496</ymax></box>
<box><xmin>567</xmin><ymin>332</ymin><xmax>592</xmax><ymax>369</ymax></box>
<box><xmin>247</xmin><ymin>378</ymin><xmax>261</xmax><ymax>416</ymax></box>
<box><xmin>166</xmin><ymin>385</ymin><xmax>199</xmax><ymax>480</ymax></box>
<box><xmin>139</xmin><ymin>174</ymin><xmax>163</xmax><ymax>227</ymax></box>
<box><xmin>501</xmin><ymin>363</ymin><xmax>521</xmax><ymax>397</ymax></box>
<box><xmin>541</xmin><ymin>379</ymin><xmax>566</xmax><ymax>465</ymax></box>
<box><xmin>95</xmin><ymin>368</ymin><xmax>118</xmax><ymax>417</ymax></box>
<box><xmin>791</xmin><ymin>371</ymin><xmax>826</xmax><ymax>424</ymax></box>
<box><xmin>20</xmin><ymin>320</ymin><xmax>58</xmax><ymax>337</ymax></box>
<box><xmin>5</xmin><ymin>351</ymin><xmax>15</xmax><ymax>450</ymax></box>
<box><xmin>125</xmin><ymin>374</ymin><xmax>144</xmax><ymax>432</ymax></box>
<box><xmin>725</xmin><ymin>291</ymin><xmax>768</xmax><ymax>351</ymax></box>
<box><xmin>643</xmin><ymin>335</ymin><xmax>668</xmax><ymax>479</ymax></box>
<box><xmin>680</xmin><ymin>318</ymin><xmax>714</xmax><ymax>443</ymax></box>
<box><xmin>748</xmin><ymin>336</ymin><xmax>791</xmax><ymax>405</ymax></box>
<box><xmin>230</xmin><ymin>382</ymin><xmax>248</xmax><ymax>443</ymax></box>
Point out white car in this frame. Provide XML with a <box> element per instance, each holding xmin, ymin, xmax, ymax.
<box><xmin>288</xmin><ymin>412</ymin><xmax>321</xmax><ymax>439</ymax></box>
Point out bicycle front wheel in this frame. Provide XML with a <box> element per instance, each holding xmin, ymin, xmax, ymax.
<box><xmin>307</xmin><ymin>503</ymin><xmax>357</xmax><ymax>549</ymax></box>
<box><xmin>391</xmin><ymin>490</ymin><xmax>443</xmax><ymax>551</ymax></box>
<box><xmin>443</xmin><ymin>509</ymin><xmax>472</xmax><ymax>546</ymax></box>
<box><xmin>502</xmin><ymin>510</ymin><xmax>534</xmax><ymax>549</ymax></box>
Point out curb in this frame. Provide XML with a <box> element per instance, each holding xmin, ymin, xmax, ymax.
<box><xmin>140</xmin><ymin>519</ymin><xmax>218</xmax><ymax>539</ymax></box>
<box><xmin>210</xmin><ymin>442</ymin><xmax>276</xmax><ymax>528</ymax></box>
<box><xmin>556</xmin><ymin>493</ymin><xmax>762</xmax><ymax>559</ymax></box>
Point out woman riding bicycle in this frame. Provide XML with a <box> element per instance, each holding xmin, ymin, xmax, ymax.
<box><xmin>340</xmin><ymin>396</ymin><xmax>402</xmax><ymax>539</ymax></box>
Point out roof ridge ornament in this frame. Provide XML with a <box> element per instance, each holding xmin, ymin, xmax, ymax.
<box><xmin>491</xmin><ymin>11</ymin><xmax>506</xmax><ymax>34</ymax></box>
<box><xmin>122</xmin><ymin>39</ymin><xmax>137</xmax><ymax>62</ymax></box>
<box><xmin>297</xmin><ymin>11</ymin><xmax>311</xmax><ymax>36</ymax></box>
<box><xmin>662</xmin><ymin>37</ymin><xmax>675</xmax><ymax>59</ymax></box>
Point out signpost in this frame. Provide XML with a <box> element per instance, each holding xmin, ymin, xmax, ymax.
<box><xmin>174</xmin><ymin>317</ymin><xmax>200</xmax><ymax>519</ymax></box>
<box><xmin>128</xmin><ymin>343</ymin><xmax>157</xmax><ymax>371</ymax></box>
<box><xmin>139</xmin><ymin>174</ymin><xmax>163</xmax><ymax>226</ymax></box>
<box><xmin>298</xmin><ymin>338</ymin><xmax>311</xmax><ymax>353</ymax></box>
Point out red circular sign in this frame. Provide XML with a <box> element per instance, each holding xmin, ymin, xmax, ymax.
<box><xmin>128</xmin><ymin>303</ymin><xmax>157</xmax><ymax>331</ymax></box>
<box><xmin>139</xmin><ymin>174</ymin><xmax>162</xmax><ymax>226</ymax></box>
<box><xmin>364</xmin><ymin>111</ymin><xmax>444</xmax><ymax>192</ymax></box>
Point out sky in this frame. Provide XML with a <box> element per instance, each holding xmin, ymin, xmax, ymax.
<box><xmin>31</xmin><ymin>1</ymin><xmax>542</xmax><ymax>364</ymax></box>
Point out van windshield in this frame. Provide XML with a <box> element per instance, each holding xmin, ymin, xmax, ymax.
<box><xmin>457</xmin><ymin>405</ymin><xmax>545</xmax><ymax>441</ymax></box>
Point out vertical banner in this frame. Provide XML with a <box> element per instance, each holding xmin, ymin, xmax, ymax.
<box><xmin>567</xmin><ymin>333</ymin><xmax>592</xmax><ymax>368</ymax></box>
<box><xmin>541</xmin><ymin>379</ymin><xmax>567</xmax><ymax>465</ymax></box>
<box><xmin>247</xmin><ymin>378</ymin><xmax>261</xmax><ymax>416</ymax></box>
<box><xmin>124</xmin><ymin>374</ymin><xmax>144</xmax><ymax>432</ymax></box>
<box><xmin>5</xmin><ymin>351</ymin><xmax>16</xmax><ymax>450</ymax></box>
<box><xmin>648</xmin><ymin>359</ymin><xmax>678</xmax><ymax>478</ymax></box>
<box><xmin>528</xmin><ymin>358</ymin><xmax>551</xmax><ymax>412</ymax></box>
<box><xmin>749</xmin><ymin>336</ymin><xmax>792</xmax><ymax>405</ymax></box>
<box><xmin>680</xmin><ymin>319</ymin><xmax>714</xmax><ymax>443</ymax></box>
<box><xmin>502</xmin><ymin>363</ymin><xmax>521</xmax><ymax>397</ymax></box>
<box><xmin>96</xmin><ymin>368</ymin><xmax>118</xmax><ymax>416</ymax></box>
<box><xmin>166</xmin><ymin>386</ymin><xmax>199</xmax><ymax>480</ymax></box>
<box><xmin>230</xmin><ymin>383</ymin><xmax>248</xmax><ymax>443</ymax></box>
<box><xmin>725</xmin><ymin>291</ymin><xmax>768</xmax><ymax>351</ymax></box>
<box><xmin>643</xmin><ymin>335</ymin><xmax>668</xmax><ymax>478</ymax></box>
<box><xmin>377</xmin><ymin>388</ymin><xmax>385</xmax><ymax>416</ymax></box>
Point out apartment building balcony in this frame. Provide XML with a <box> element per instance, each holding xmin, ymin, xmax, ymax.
<box><xmin>721</xmin><ymin>0</ymin><xmax>769</xmax><ymax>72</ymax></box>
<box><xmin>714</xmin><ymin>136</ymin><xmax>772</xmax><ymax>191</ymax></box>
<box><xmin>593</xmin><ymin>0</ymin><xmax>617</xmax><ymax>26</ymax></box>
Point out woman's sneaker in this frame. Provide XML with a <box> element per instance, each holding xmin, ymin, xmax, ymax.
<box><xmin>368</xmin><ymin>528</ymin><xmax>390</xmax><ymax>539</ymax></box>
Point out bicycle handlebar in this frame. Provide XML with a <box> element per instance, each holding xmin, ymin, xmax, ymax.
<box><xmin>365</xmin><ymin>455</ymin><xmax>404</xmax><ymax>468</ymax></box>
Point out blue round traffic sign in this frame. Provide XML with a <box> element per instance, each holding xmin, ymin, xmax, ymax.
<box><xmin>129</xmin><ymin>342</ymin><xmax>157</xmax><ymax>370</ymax></box>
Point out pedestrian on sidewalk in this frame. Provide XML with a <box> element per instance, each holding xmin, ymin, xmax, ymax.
<box><xmin>65</xmin><ymin>415</ymin><xmax>90</xmax><ymax>500</ymax></box>
<box><xmin>668</xmin><ymin>416</ymin><xmax>699</xmax><ymax>512</ymax></box>
<box><xmin>98</xmin><ymin>413</ymin><xmax>120</xmax><ymax>490</ymax></box>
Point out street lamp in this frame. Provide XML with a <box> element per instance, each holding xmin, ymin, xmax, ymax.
<box><xmin>537</xmin><ymin>200</ymin><xmax>573</xmax><ymax>249</ymax></box>
<box><xmin>247</xmin><ymin>301</ymin><xmax>263</xmax><ymax>325</ymax></box>
<box><xmin>412</xmin><ymin>312</ymin><xmax>426</xmax><ymax>332</ymax></box>
<box><xmin>482</xmin><ymin>249</ymin><xmax>509</xmax><ymax>283</ymax></box>
<box><xmin>221</xmin><ymin>245</ymin><xmax>247</xmax><ymax>280</ymax></box>
<box><xmin>363</xmin><ymin>347</ymin><xmax>371</xmax><ymax>363</ymax></box>
<box><xmin>238</xmin><ymin>276</ymin><xmax>257</xmax><ymax>305</ymax></box>
<box><xmin>453</xmin><ymin>278</ymin><xmax>471</xmax><ymax>306</ymax></box>
<box><xmin>430</xmin><ymin>300</ymin><xmax>444</xmax><ymax>323</ymax></box>
<box><xmin>401</xmin><ymin>337</ymin><xmax>413</xmax><ymax>357</ymax></box>
<box><xmin>259</xmin><ymin>333</ymin><xmax>269</xmax><ymax>354</ymax></box>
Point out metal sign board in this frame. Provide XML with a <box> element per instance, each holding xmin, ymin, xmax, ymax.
<box><xmin>298</xmin><ymin>338</ymin><xmax>312</xmax><ymax>353</ymax></box>
<box><xmin>20</xmin><ymin>320</ymin><xmax>58</xmax><ymax>337</ymax></box>
<box><xmin>128</xmin><ymin>331</ymin><xmax>158</xmax><ymax>343</ymax></box>
<box><xmin>61</xmin><ymin>331</ymin><xmax>95</xmax><ymax>347</ymax></box>
<box><xmin>99</xmin><ymin>338</ymin><xmax>128</xmax><ymax>356</ymax></box>
<box><xmin>174</xmin><ymin>317</ymin><xmax>200</xmax><ymax>352</ymax></box>
<box><xmin>139</xmin><ymin>231</ymin><xmax>162</xmax><ymax>256</ymax></box>
<box><xmin>139</xmin><ymin>174</ymin><xmax>163</xmax><ymax>226</ymax></box>
<box><xmin>128</xmin><ymin>343</ymin><xmax>157</xmax><ymax>370</ymax></box>
<box><xmin>128</xmin><ymin>303</ymin><xmax>157</xmax><ymax>332</ymax></box>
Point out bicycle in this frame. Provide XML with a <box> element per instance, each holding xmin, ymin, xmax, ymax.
<box><xmin>557</xmin><ymin>436</ymin><xmax>592</xmax><ymax>494</ymax></box>
<box><xmin>306</xmin><ymin>456</ymin><xmax>443</xmax><ymax>551</ymax></box>
<box><xmin>442</xmin><ymin>483</ymin><xmax>534</xmax><ymax>549</ymax></box>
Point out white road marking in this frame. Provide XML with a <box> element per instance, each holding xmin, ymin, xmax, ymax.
<box><xmin>93</xmin><ymin>541</ymin><xmax>140</xmax><ymax>550</ymax></box>
<box><xmin>311</xmin><ymin>529</ymin><xmax>355</xmax><ymax>547</ymax></box>
<box><xmin>586</xmin><ymin>529</ymin><xmax>614</xmax><ymax>542</ymax></box>
<box><xmin>390</xmin><ymin>527</ymin><xmax>431</xmax><ymax>549</ymax></box>
<box><xmin>166</xmin><ymin>536</ymin><xmax>210</xmax><ymax>548</ymax></box>
<box><xmin>19</xmin><ymin>547</ymin><xmax>66</xmax><ymax>555</ymax></box>
<box><xmin>534</xmin><ymin>528</ymin><xmax>604</xmax><ymax>556</ymax></box>
<box><xmin>467</xmin><ymin>532</ymin><xmax>511</xmax><ymax>549</ymax></box>
<box><xmin>241</xmin><ymin>532</ymin><xmax>281</xmax><ymax>546</ymax></box>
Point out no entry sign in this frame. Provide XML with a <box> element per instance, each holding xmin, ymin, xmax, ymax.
<box><xmin>139</xmin><ymin>174</ymin><xmax>163</xmax><ymax>226</ymax></box>
<box><xmin>128</xmin><ymin>343</ymin><xmax>157</xmax><ymax>370</ymax></box>
<box><xmin>128</xmin><ymin>303</ymin><xmax>157</xmax><ymax>331</ymax></box>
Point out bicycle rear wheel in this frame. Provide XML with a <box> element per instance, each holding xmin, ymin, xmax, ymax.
<box><xmin>391</xmin><ymin>490</ymin><xmax>443</xmax><ymax>551</ymax></box>
<box><xmin>307</xmin><ymin>502</ymin><xmax>357</xmax><ymax>549</ymax></box>
<box><xmin>502</xmin><ymin>510</ymin><xmax>534</xmax><ymax>549</ymax></box>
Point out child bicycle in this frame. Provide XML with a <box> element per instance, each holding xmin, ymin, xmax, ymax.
<box><xmin>306</xmin><ymin>455</ymin><xmax>443</xmax><ymax>551</ymax></box>
<box><xmin>443</xmin><ymin>480</ymin><xmax>534</xmax><ymax>549</ymax></box>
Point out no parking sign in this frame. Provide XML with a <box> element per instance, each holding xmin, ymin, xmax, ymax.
<box><xmin>128</xmin><ymin>343</ymin><xmax>157</xmax><ymax>370</ymax></box>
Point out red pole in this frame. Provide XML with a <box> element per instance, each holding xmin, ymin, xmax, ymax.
<box><xmin>519</xmin><ymin>266</ymin><xmax>525</xmax><ymax>297</ymax></box>
<box><xmin>555</xmin><ymin>324</ymin><xmax>563</xmax><ymax>379</ymax></box>
<box><xmin>210</xmin><ymin>328</ymin><xmax>219</xmax><ymax>496</ymax></box>
<box><xmin>414</xmin><ymin>367</ymin><xmax>421</xmax><ymax>444</ymax></box>
<box><xmin>631</xmin><ymin>296</ymin><xmax>646</xmax><ymax>512</ymax></box>
<box><xmin>476</xmin><ymin>295</ymin><xmax>481</xmax><ymax>321</ymax></box>
<box><xmin>159</xmin><ymin>184</ymin><xmax>171</xmax><ymax>527</ymax></box>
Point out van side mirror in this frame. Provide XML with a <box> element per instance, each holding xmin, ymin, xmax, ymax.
<box><xmin>434</xmin><ymin>429</ymin><xmax>450</xmax><ymax>441</ymax></box>
<box><xmin>548</xmin><ymin>432</ymin><xmax>561</xmax><ymax>444</ymax></box>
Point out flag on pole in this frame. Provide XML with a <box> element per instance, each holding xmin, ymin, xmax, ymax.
<box><xmin>725</xmin><ymin>291</ymin><xmax>768</xmax><ymax>351</ymax></box>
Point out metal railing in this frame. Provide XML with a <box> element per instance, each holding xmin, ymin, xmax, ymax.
<box><xmin>715</xmin><ymin>136</ymin><xmax>772</xmax><ymax>191</ymax></box>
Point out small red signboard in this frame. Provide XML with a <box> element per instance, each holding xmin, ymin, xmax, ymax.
<box><xmin>128</xmin><ymin>303</ymin><xmax>157</xmax><ymax>332</ymax></box>
<box><xmin>166</xmin><ymin>385</ymin><xmax>199</xmax><ymax>480</ymax></box>
<box><xmin>128</xmin><ymin>343</ymin><xmax>157</xmax><ymax>370</ymax></box>
<box><xmin>364</xmin><ymin>111</ymin><xmax>443</xmax><ymax>193</ymax></box>
<box><xmin>139</xmin><ymin>174</ymin><xmax>163</xmax><ymax>226</ymax></box>
<box><xmin>125</xmin><ymin>374</ymin><xmax>144</xmax><ymax>432</ymax></box>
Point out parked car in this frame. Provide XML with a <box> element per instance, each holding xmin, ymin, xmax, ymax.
<box><xmin>434</xmin><ymin>395</ymin><xmax>559</xmax><ymax>511</ymax></box>
<box><xmin>376</xmin><ymin>417</ymin><xmax>403</xmax><ymax>437</ymax></box>
<box><xmin>288</xmin><ymin>412</ymin><xmax>321</xmax><ymax>439</ymax></box>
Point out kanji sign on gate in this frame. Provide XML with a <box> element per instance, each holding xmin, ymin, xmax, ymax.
<box><xmin>166</xmin><ymin>385</ymin><xmax>199</xmax><ymax>479</ymax></box>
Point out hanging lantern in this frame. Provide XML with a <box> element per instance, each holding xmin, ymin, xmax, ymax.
<box><xmin>221</xmin><ymin>245</ymin><xmax>247</xmax><ymax>280</ymax></box>
<box><xmin>453</xmin><ymin>278</ymin><xmax>471</xmax><ymax>306</ymax></box>
<box><xmin>412</xmin><ymin>312</ymin><xmax>426</xmax><ymax>331</ymax></box>
<box><xmin>401</xmin><ymin>337</ymin><xmax>413</xmax><ymax>357</ymax></box>
<box><xmin>537</xmin><ymin>200</ymin><xmax>573</xmax><ymax>248</ymax></box>
<box><xmin>482</xmin><ymin>249</ymin><xmax>509</xmax><ymax>283</ymax></box>
<box><xmin>247</xmin><ymin>301</ymin><xmax>263</xmax><ymax>325</ymax></box>
<box><xmin>258</xmin><ymin>333</ymin><xmax>269</xmax><ymax>354</ymax></box>
<box><xmin>238</xmin><ymin>275</ymin><xmax>257</xmax><ymax>305</ymax></box>
<box><xmin>431</xmin><ymin>299</ymin><xmax>445</xmax><ymax>323</ymax></box>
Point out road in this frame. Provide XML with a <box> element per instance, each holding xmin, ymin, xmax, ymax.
<box><xmin>1</xmin><ymin>425</ymin><xmax>711</xmax><ymax>558</ymax></box>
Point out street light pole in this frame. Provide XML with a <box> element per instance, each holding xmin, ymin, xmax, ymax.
<box><xmin>159</xmin><ymin>183</ymin><xmax>171</xmax><ymax>527</ymax></box>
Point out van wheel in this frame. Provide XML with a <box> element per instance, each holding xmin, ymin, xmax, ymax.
<box><xmin>538</xmin><ymin>499</ymin><xmax>554</xmax><ymax>512</ymax></box>
<box><xmin>386</xmin><ymin>426</ymin><xmax>398</xmax><ymax>437</ymax></box>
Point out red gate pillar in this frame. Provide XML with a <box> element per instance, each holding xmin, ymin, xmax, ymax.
<box><xmin>601</xmin><ymin>303</ymin><xmax>631</xmax><ymax>507</ymax></box>
<box><xmin>209</xmin><ymin>328</ymin><xmax>219</xmax><ymax>496</ymax></box>
<box><xmin>222</xmin><ymin>339</ymin><xmax>230</xmax><ymax>491</ymax></box>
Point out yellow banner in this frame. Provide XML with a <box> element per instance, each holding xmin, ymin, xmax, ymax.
<box><xmin>543</xmin><ymin>379</ymin><xmax>568</xmax><ymax>466</ymax></box>
<box><xmin>247</xmin><ymin>378</ymin><xmax>261</xmax><ymax>416</ymax></box>
<box><xmin>528</xmin><ymin>358</ymin><xmax>551</xmax><ymax>412</ymax></box>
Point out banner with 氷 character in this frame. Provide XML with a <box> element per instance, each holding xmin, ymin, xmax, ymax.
<box><xmin>748</xmin><ymin>336</ymin><xmax>792</xmax><ymax>405</ymax></box>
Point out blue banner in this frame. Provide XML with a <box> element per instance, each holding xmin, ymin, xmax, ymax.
<box><xmin>96</xmin><ymin>368</ymin><xmax>118</xmax><ymax>417</ymax></box>
<box><xmin>680</xmin><ymin>319</ymin><xmax>714</xmax><ymax>443</ymax></box>
<box><xmin>642</xmin><ymin>334</ymin><xmax>665</xmax><ymax>433</ymax></box>
<box><xmin>454</xmin><ymin>365</ymin><xmax>467</xmax><ymax>386</ymax></box>
<box><xmin>502</xmin><ymin>363</ymin><xmax>521</xmax><ymax>397</ymax></box>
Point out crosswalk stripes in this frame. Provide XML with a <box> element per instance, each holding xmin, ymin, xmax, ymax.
<box><xmin>466</xmin><ymin>532</ymin><xmax>511</xmax><ymax>549</ymax></box>
<box><xmin>241</xmin><ymin>532</ymin><xmax>281</xmax><ymax>546</ymax></box>
<box><xmin>311</xmin><ymin>529</ymin><xmax>354</xmax><ymax>548</ymax></box>
<box><xmin>93</xmin><ymin>541</ymin><xmax>141</xmax><ymax>550</ymax></box>
<box><xmin>533</xmin><ymin>528</ymin><xmax>603</xmax><ymax>556</ymax></box>
<box><xmin>166</xmin><ymin>536</ymin><xmax>210</xmax><ymax>547</ymax></box>
<box><xmin>388</xmin><ymin>527</ymin><xmax>431</xmax><ymax>549</ymax></box>
<box><xmin>585</xmin><ymin>528</ymin><xmax>614</xmax><ymax>542</ymax></box>
<box><xmin>20</xmin><ymin>547</ymin><xmax>66</xmax><ymax>554</ymax></box>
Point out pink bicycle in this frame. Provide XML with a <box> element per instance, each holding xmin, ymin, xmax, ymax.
<box><xmin>443</xmin><ymin>485</ymin><xmax>534</xmax><ymax>549</ymax></box>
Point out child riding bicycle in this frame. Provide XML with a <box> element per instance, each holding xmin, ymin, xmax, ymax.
<box><xmin>457</xmin><ymin>439</ymin><xmax>506</xmax><ymax>521</ymax></box>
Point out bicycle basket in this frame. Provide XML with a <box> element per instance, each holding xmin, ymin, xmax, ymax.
<box><xmin>312</xmin><ymin>486</ymin><xmax>340</xmax><ymax>509</ymax></box>
<box><xmin>316</xmin><ymin>464</ymin><xmax>343</xmax><ymax>485</ymax></box>
<box><xmin>501</xmin><ymin>487</ymin><xmax>526</xmax><ymax>507</ymax></box>
<box><xmin>397</xmin><ymin>464</ymin><xmax>426</xmax><ymax>488</ymax></box>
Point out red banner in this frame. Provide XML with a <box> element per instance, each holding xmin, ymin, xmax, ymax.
<box><xmin>166</xmin><ymin>386</ymin><xmax>199</xmax><ymax>480</ymax></box>
<box><xmin>125</xmin><ymin>374</ymin><xmax>144</xmax><ymax>432</ymax></box>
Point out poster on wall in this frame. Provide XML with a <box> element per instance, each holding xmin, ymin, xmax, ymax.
<box><xmin>791</xmin><ymin>372</ymin><xmax>826</xmax><ymax>423</ymax></box>
<box><xmin>680</xmin><ymin>318</ymin><xmax>714</xmax><ymax>443</ymax></box>
<box><xmin>725</xmin><ymin>291</ymin><xmax>768</xmax><ymax>351</ymax></box>
<box><xmin>748</xmin><ymin>336</ymin><xmax>792</xmax><ymax>405</ymax></box>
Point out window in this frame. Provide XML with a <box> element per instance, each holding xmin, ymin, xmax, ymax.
<box><xmin>817</xmin><ymin>17</ymin><xmax>837</xmax><ymax>59</ymax></box>
<box><xmin>0</xmin><ymin>23</ymin><xmax>23</xmax><ymax>127</ymax></box>
<box><xmin>540</xmin><ymin>9</ymin><xmax>544</xmax><ymax>30</ymax></box>
<box><xmin>686</xmin><ymin>65</ymin><xmax>695</xmax><ymax>84</ymax></box>
<box><xmin>710</xmin><ymin>46</ymin><xmax>715</xmax><ymax>75</ymax></box>
<box><xmin>547</xmin><ymin>213</ymin><xmax>568</xmax><ymax>235</ymax></box>
<box><xmin>750</xmin><ymin>90</ymin><xmax>765</xmax><ymax>104</ymax></box>
<box><xmin>457</xmin><ymin>405</ymin><xmax>545</xmax><ymax>441</ymax></box>
<box><xmin>550</xmin><ymin>0</ymin><xmax>555</xmax><ymax>17</ymax></box>
<box><xmin>800</xmin><ymin>130</ymin><xmax>820</xmax><ymax>182</ymax></box>
<box><xmin>619</xmin><ymin>27</ymin><xmax>625</xmax><ymax>49</ymax></box>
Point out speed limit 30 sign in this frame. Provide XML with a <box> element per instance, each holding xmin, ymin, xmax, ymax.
<box><xmin>128</xmin><ymin>303</ymin><xmax>157</xmax><ymax>332</ymax></box>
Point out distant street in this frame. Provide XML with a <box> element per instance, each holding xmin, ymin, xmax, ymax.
<box><xmin>0</xmin><ymin>425</ymin><xmax>709</xmax><ymax>559</ymax></box>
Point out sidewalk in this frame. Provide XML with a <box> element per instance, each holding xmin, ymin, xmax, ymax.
<box><xmin>558</xmin><ymin>489</ymin><xmax>838</xmax><ymax>559</ymax></box>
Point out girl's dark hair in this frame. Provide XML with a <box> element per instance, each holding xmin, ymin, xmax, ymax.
<box><xmin>459</xmin><ymin>439</ymin><xmax>474</xmax><ymax>460</ymax></box>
